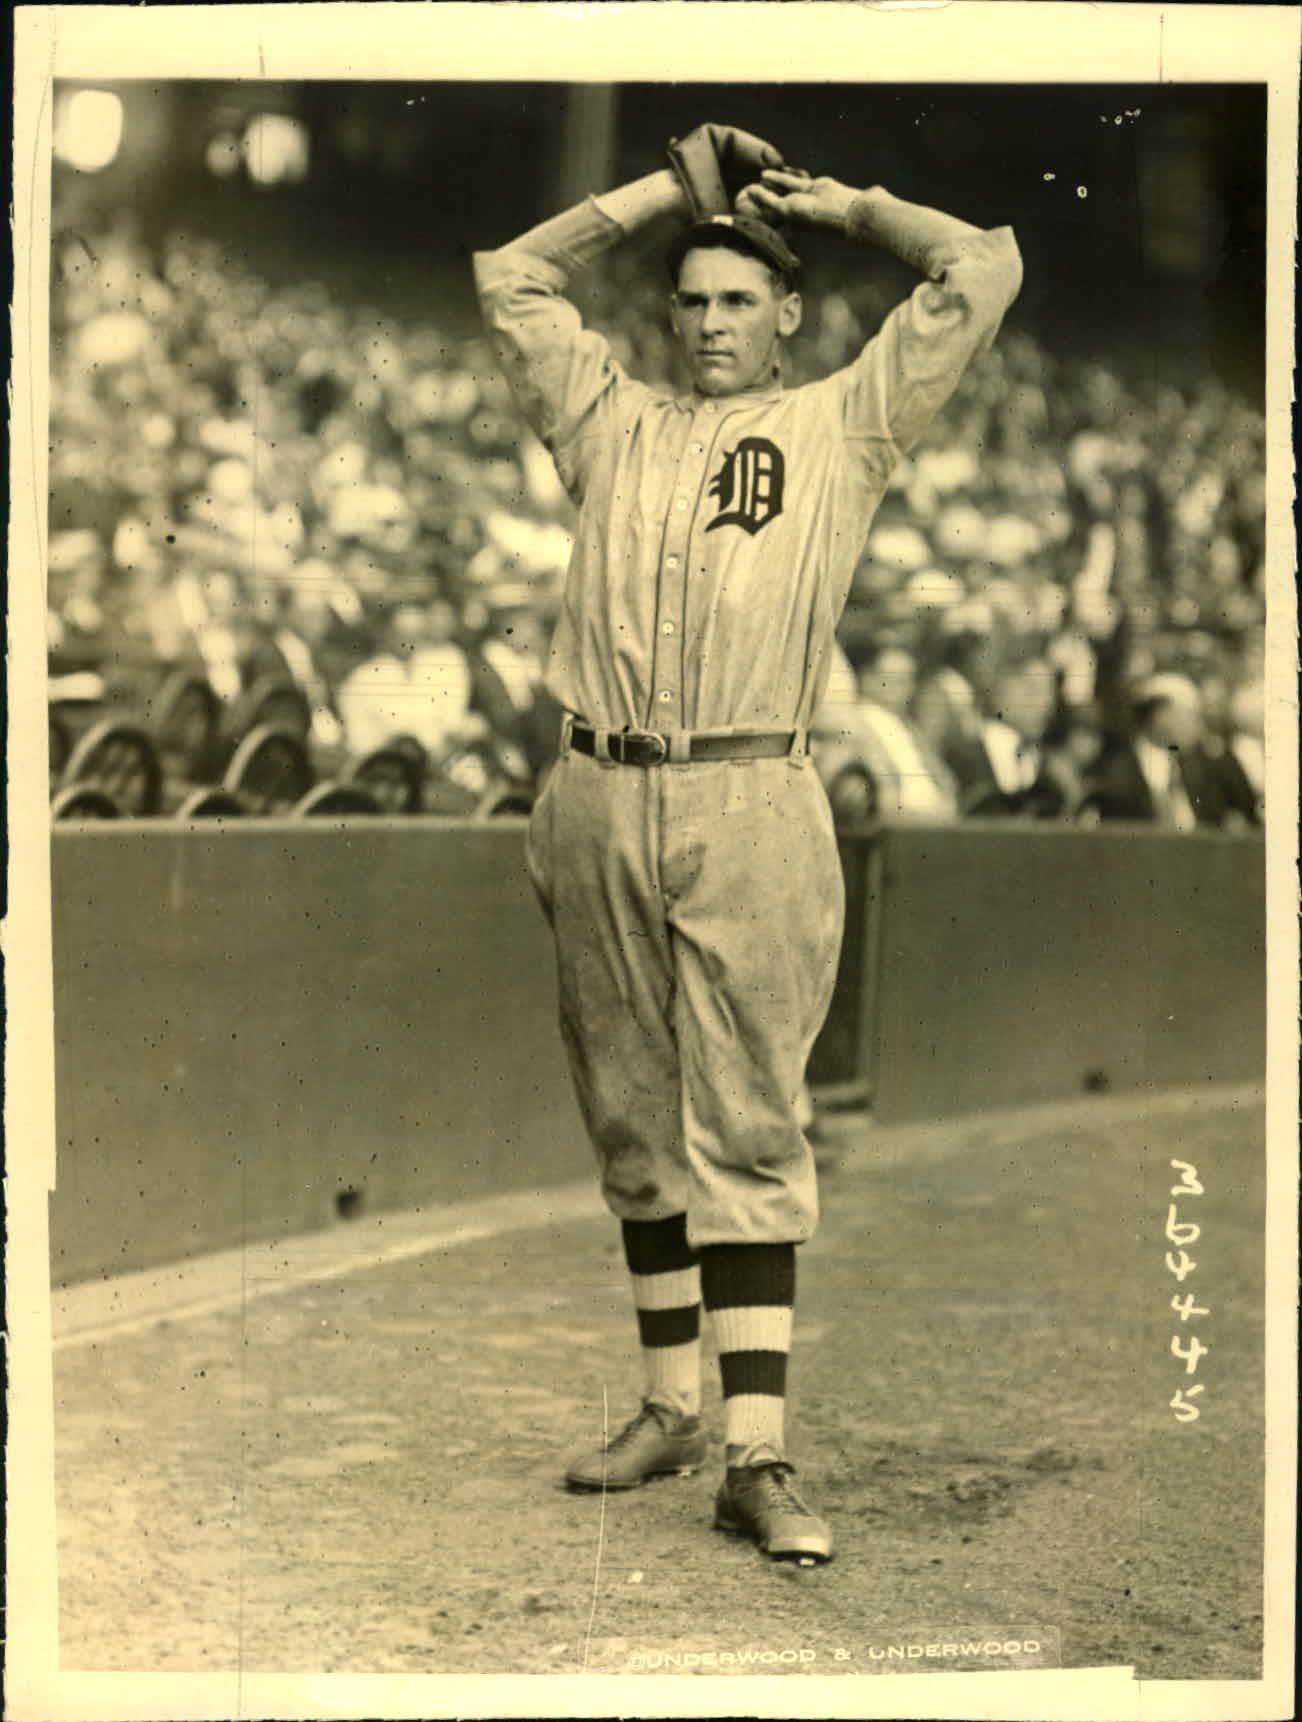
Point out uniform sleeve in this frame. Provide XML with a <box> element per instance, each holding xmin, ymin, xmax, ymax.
<box><xmin>472</xmin><ymin>198</ymin><xmax>636</xmax><ymax>504</ymax></box>
<box><xmin>838</xmin><ymin>225</ymin><xmax>1023</xmax><ymax>458</ymax></box>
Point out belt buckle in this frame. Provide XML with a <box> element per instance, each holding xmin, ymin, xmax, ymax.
<box><xmin>619</xmin><ymin>730</ymin><xmax>668</xmax><ymax>767</ymax></box>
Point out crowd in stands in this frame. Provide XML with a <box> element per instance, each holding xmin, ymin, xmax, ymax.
<box><xmin>46</xmin><ymin>215</ymin><xmax>1266</xmax><ymax>830</ymax></box>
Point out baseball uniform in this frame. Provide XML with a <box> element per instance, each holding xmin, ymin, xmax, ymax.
<box><xmin>474</xmin><ymin>193</ymin><xmax>1020</xmax><ymax>1249</ymax></box>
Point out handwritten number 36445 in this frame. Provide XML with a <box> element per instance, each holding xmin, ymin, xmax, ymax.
<box><xmin>1166</xmin><ymin>1160</ymin><xmax>1208</xmax><ymax>1423</ymax></box>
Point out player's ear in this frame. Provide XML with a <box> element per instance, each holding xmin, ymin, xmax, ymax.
<box><xmin>668</xmin><ymin>291</ymin><xmax>683</xmax><ymax>339</ymax></box>
<box><xmin>778</xmin><ymin>291</ymin><xmax>803</xmax><ymax>338</ymax></box>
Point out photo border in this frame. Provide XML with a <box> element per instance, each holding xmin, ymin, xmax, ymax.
<box><xmin>7</xmin><ymin>7</ymin><xmax>1298</xmax><ymax>1719</ymax></box>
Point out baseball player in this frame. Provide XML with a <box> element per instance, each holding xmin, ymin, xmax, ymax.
<box><xmin>474</xmin><ymin>123</ymin><xmax>1021</xmax><ymax>1564</ymax></box>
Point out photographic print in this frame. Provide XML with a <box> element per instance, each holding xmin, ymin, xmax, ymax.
<box><xmin>6</xmin><ymin>7</ymin><xmax>1297</xmax><ymax>1720</ymax></box>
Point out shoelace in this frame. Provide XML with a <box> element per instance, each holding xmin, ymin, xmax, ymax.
<box><xmin>751</xmin><ymin>1461</ymin><xmax>815</xmax><ymax>1517</ymax></box>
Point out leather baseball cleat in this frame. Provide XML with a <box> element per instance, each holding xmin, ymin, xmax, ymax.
<box><xmin>713</xmin><ymin>1444</ymin><xmax>834</xmax><ymax>1563</ymax></box>
<box><xmin>565</xmin><ymin>1395</ymin><xmax>707</xmax><ymax>1491</ymax></box>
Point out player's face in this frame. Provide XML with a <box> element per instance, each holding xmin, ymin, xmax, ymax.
<box><xmin>672</xmin><ymin>249</ymin><xmax>802</xmax><ymax>397</ymax></box>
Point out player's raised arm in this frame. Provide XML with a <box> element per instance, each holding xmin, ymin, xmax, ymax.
<box><xmin>739</xmin><ymin>168</ymin><xmax>1022</xmax><ymax>451</ymax></box>
<box><xmin>484</xmin><ymin>124</ymin><xmax>790</xmax><ymax>274</ymax></box>
<box><xmin>470</xmin><ymin>173</ymin><xmax>671</xmax><ymax>493</ymax></box>
<box><xmin>738</xmin><ymin>167</ymin><xmax>1020</xmax><ymax>305</ymax></box>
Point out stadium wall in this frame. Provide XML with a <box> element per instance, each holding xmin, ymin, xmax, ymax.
<box><xmin>48</xmin><ymin>822</ymin><xmax>587</xmax><ymax>1285</ymax></box>
<box><xmin>48</xmin><ymin>822</ymin><xmax>1266</xmax><ymax>1283</ymax></box>
<box><xmin>864</xmin><ymin>824</ymin><xmax>1266</xmax><ymax>1121</ymax></box>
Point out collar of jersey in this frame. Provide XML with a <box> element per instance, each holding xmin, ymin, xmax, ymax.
<box><xmin>680</xmin><ymin>380</ymin><xmax>785</xmax><ymax>411</ymax></box>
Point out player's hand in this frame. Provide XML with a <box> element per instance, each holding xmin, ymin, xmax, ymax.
<box><xmin>736</xmin><ymin>169</ymin><xmax>857</xmax><ymax>231</ymax></box>
<box><xmin>667</xmin><ymin>123</ymin><xmax>789</xmax><ymax>219</ymax></box>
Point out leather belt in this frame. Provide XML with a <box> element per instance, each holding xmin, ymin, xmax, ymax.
<box><xmin>567</xmin><ymin>721</ymin><xmax>801</xmax><ymax>767</ymax></box>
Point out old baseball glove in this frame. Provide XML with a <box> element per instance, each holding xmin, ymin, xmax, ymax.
<box><xmin>666</xmin><ymin>123</ymin><xmax>787</xmax><ymax>219</ymax></box>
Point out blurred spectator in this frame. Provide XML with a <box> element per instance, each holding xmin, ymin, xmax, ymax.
<box><xmin>1080</xmin><ymin>673</ymin><xmax>1231</xmax><ymax>828</ymax></box>
<box><xmin>810</xmin><ymin>642</ymin><xmax>876</xmax><ymax>824</ymax></box>
<box><xmin>950</xmin><ymin>653</ymin><xmax>1069</xmax><ymax>818</ymax></box>
<box><xmin>812</xmin><ymin>643</ymin><xmax>959</xmax><ymax>824</ymax></box>
<box><xmin>1221</xmin><ymin>678</ymin><xmax>1265</xmax><ymax>827</ymax></box>
<box><xmin>167</xmin><ymin>568</ymin><xmax>297</xmax><ymax>705</ymax></box>
<box><xmin>265</xmin><ymin>581</ymin><xmax>346</xmax><ymax>749</ymax></box>
<box><xmin>1040</xmin><ymin>701</ymin><xmax>1106</xmax><ymax>818</ymax></box>
<box><xmin>337</xmin><ymin>601</ymin><xmax>473</xmax><ymax>759</ymax></box>
<box><xmin>859</xmin><ymin>643</ymin><xmax>918</xmax><ymax>718</ymax></box>
<box><xmin>914</xmin><ymin>664</ymin><xmax>983</xmax><ymax>781</ymax></box>
<box><xmin>180</xmin><ymin>570</ymin><xmax>249</xmax><ymax>702</ymax></box>
<box><xmin>469</xmin><ymin>589</ymin><xmax>563</xmax><ymax>782</ymax></box>
<box><xmin>47</xmin><ymin>529</ymin><xmax>109</xmax><ymax>668</ymax></box>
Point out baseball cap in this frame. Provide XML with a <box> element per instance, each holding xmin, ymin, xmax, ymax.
<box><xmin>667</xmin><ymin>214</ymin><xmax>802</xmax><ymax>287</ymax></box>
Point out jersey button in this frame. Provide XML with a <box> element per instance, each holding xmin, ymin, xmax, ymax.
<box><xmin>675</xmin><ymin>497</ymin><xmax>688</xmax><ymax>511</ymax></box>
<box><xmin>657</xmin><ymin>689</ymin><xmax>673</xmax><ymax>703</ymax></box>
<box><xmin>661</xmin><ymin>621</ymin><xmax>676</xmax><ymax>635</ymax></box>
<box><xmin>665</xmin><ymin>554</ymin><xmax>680</xmax><ymax>569</ymax></box>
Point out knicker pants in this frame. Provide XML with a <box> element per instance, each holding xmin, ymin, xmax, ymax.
<box><xmin>525</xmin><ymin>746</ymin><xmax>844</xmax><ymax>1247</ymax></box>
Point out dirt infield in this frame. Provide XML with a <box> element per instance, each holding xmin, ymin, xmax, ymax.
<box><xmin>53</xmin><ymin>1086</ymin><xmax>1265</xmax><ymax>1680</ymax></box>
